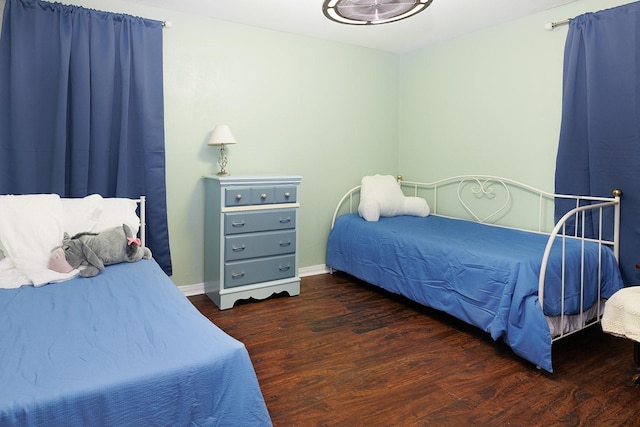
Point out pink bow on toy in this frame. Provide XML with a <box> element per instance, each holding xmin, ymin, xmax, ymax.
<box><xmin>127</xmin><ymin>237</ymin><xmax>141</xmax><ymax>246</ymax></box>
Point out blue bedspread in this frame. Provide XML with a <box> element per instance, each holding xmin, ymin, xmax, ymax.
<box><xmin>326</xmin><ymin>214</ymin><xmax>624</xmax><ymax>372</ymax></box>
<box><xmin>0</xmin><ymin>259</ymin><xmax>271</xmax><ymax>426</ymax></box>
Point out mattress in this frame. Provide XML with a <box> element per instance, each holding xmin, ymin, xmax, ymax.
<box><xmin>0</xmin><ymin>259</ymin><xmax>271</xmax><ymax>426</ymax></box>
<box><xmin>326</xmin><ymin>214</ymin><xmax>624</xmax><ymax>372</ymax></box>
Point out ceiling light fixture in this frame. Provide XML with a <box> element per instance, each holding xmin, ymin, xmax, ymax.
<box><xmin>322</xmin><ymin>0</ymin><xmax>433</xmax><ymax>26</ymax></box>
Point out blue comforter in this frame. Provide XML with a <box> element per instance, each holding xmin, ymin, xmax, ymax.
<box><xmin>0</xmin><ymin>259</ymin><xmax>271</xmax><ymax>426</ymax></box>
<box><xmin>326</xmin><ymin>214</ymin><xmax>624</xmax><ymax>372</ymax></box>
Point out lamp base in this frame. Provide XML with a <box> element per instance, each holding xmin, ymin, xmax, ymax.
<box><xmin>216</xmin><ymin>145</ymin><xmax>231</xmax><ymax>177</ymax></box>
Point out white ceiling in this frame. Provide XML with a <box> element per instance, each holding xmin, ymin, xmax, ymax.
<box><xmin>126</xmin><ymin>0</ymin><xmax>578</xmax><ymax>53</ymax></box>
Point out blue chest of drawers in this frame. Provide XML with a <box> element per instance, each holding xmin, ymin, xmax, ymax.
<box><xmin>204</xmin><ymin>175</ymin><xmax>302</xmax><ymax>309</ymax></box>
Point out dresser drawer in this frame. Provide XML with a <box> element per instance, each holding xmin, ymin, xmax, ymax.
<box><xmin>251</xmin><ymin>186</ymin><xmax>275</xmax><ymax>205</ymax></box>
<box><xmin>224</xmin><ymin>254</ymin><xmax>296</xmax><ymax>288</ymax></box>
<box><xmin>225</xmin><ymin>187</ymin><xmax>252</xmax><ymax>207</ymax></box>
<box><xmin>224</xmin><ymin>209</ymin><xmax>296</xmax><ymax>235</ymax></box>
<box><xmin>224</xmin><ymin>184</ymin><xmax>298</xmax><ymax>207</ymax></box>
<box><xmin>274</xmin><ymin>185</ymin><xmax>297</xmax><ymax>203</ymax></box>
<box><xmin>225</xmin><ymin>230</ymin><xmax>296</xmax><ymax>261</ymax></box>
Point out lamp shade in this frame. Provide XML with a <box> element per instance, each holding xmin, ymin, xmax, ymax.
<box><xmin>208</xmin><ymin>125</ymin><xmax>237</xmax><ymax>146</ymax></box>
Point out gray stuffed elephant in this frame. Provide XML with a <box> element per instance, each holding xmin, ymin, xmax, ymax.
<box><xmin>57</xmin><ymin>224</ymin><xmax>152</xmax><ymax>277</ymax></box>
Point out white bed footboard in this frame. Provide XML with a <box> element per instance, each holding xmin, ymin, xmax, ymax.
<box><xmin>330</xmin><ymin>175</ymin><xmax>622</xmax><ymax>341</ymax></box>
<box><xmin>539</xmin><ymin>189</ymin><xmax>621</xmax><ymax>340</ymax></box>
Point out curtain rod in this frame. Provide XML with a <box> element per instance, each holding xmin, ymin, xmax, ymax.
<box><xmin>161</xmin><ymin>21</ymin><xmax>173</xmax><ymax>28</ymax></box>
<box><xmin>544</xmin><ymin>18</ymin><xmax>569</xmax><ymax>31</ymax></box>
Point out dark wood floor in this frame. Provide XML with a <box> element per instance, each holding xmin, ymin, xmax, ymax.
<box><xmin>189</xmin><ymin>273</ymin><xmax>640</xmax><ymax>426</ymax></box>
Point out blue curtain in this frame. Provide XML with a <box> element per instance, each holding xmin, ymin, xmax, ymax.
<box><xmin>0</xmin><ymin>0</ymin><xmax>172</xmax><ymax>275</ymax></box>
<box><xmin>555</xmin><ymin>1</ymin><xmax>640</xmax><ymax>284</ymax></box>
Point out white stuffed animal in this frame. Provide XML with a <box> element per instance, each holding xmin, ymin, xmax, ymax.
<box><xmin>358</xmin><ymin>174</ymin><xmax>430</xmax><ymax>222</ymax></box>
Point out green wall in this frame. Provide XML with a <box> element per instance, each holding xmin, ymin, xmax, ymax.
<box><xmin>161</xmin><ymin>12</ymin><xmax>399</xmax><ymax>287</ymax></box>
<box><xmin>1</xmin><ymin>0</ymin><xmax>633</xmax><ymax>289</ymax></box>
<box><xmin>399</xmin><ymin>0</ymin><xmax>633</xmax><ymax>189</ymax></box>
<box><xmin>162</xmin><ymin>16</ymin><xmax>398</xmax><ymax>287</ymax></box>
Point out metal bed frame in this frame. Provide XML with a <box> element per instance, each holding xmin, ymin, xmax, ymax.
<box><xmin>330</xmin><ymin>175</ymin><xmax>621</xmax><ymax>342</ymax></box>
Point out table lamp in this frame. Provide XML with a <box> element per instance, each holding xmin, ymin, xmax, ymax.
<box><xmin>208</xmin><ymin>125</ymin><xmax>237</xmax><ymax>176</ymax></box>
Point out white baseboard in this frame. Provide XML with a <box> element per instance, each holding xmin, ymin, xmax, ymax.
<box><xmin>179</xmin><ymin>264</ymin><xmax>329</xmax><ymax>297</ymax></box>
<box><xmin>179</xmin><ymin>282</ymin><xmax>205</xmax><ymax>297</ymax></box>
<box><xmin>299</xmin><ymin>264</ymin><xmax>330</xmax><ymax>277</ymax></box>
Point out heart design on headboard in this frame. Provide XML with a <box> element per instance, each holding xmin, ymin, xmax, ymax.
<box><xmin>457</xmin><ymin>178</ymin><xmax>511</xmax><ymax>223</ymax></box>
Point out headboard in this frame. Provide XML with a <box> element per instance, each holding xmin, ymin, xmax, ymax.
<box><xmin>331</xmin><ymin>175</ymin><xmax>621</xmax><ymax>257</ymax></box>
<box><xmin>137</xmin><ymin>196</ymin><xmax>146</xmax><ymax>247</ymax></box>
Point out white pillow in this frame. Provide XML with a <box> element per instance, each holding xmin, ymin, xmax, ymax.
<box><xmin>404</xmin><ymin>196</ymin><xmax>431</xmax><ymax>217</ymax></box>
<box><xmin>93</xmin><ymin>198</ymin><xmax>140</xmax><ymax>235</ymax></box>
<box><xmin>61</xmin><ymin>194</ymin><xmax>104</xmax><ymax>236</ymax></box>
<box><xmin>0</xmin><ymin>194</ymin><xmax>63</xmax><ymax>265</ymax></box>
<box><xmin>358</xmin><ymin>174</ymin><xmax>430</xmax><ymax>222</ymax></box>
<box><xmin>0</xmin><ymin>194</ymin><xmax>77</xmax><ymax>286</ymax></box>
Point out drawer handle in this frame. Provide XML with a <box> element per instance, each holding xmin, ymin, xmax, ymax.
<box><xmin>284</xmin><ymin>192</ymin><xmax>291</xmax><ymax>198</ymax></box>
<box><xmin>279</xmin><ymin>218</ymin><xmax>291</xmax><ymax>223</ymax></box>
<box><xmin>232</xmin><ymin>245</ymin><xmax>246</xmax><ymax>252</ymax></box>
<box><xmin>261</xmin><ymin>193</ymin><xmax>268</xmax><ymax>200</ymax></box>
<box><xmin>235</xmin><ymin>194</ymin><xmax>243</xmax><ymax>200</ymax></box>
<box><xmin>231</xmin><ymin>221</ymin><xmax>246</xmax><ymax>227</ymax></box>
<box><xmin>279</xmin><ymin>241</ymin><xmax>291</xmax><ymax>247</ymax></box>
<box><xmin>279</xmin><ymin>266</ymin><xmax>291</xmax><ymax>272</ymax></box>
<box><xmin>232</xmin><ymin>272</ymin><xmax>245</xmax><ymax>279</ymax></box>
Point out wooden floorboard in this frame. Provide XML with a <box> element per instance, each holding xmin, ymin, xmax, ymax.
<box><xmin>189</xmin><ymin>273</ymin><xmax>640</xmax><ymax>426</ymax></box>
